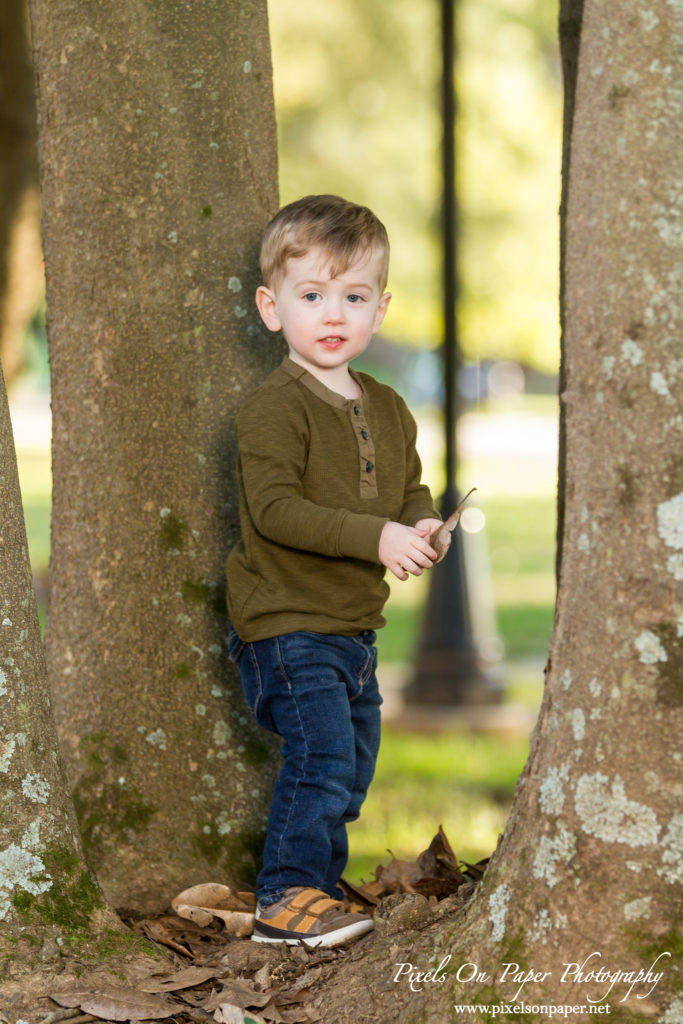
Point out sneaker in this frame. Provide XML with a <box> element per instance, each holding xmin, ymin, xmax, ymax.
<box><xmin>251</xmin><ymin>886</ymin><xmax>374</xmax><ymax>947</ymax></box>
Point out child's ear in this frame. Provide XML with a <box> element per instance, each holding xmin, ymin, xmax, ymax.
<box><xmin>255</xmin><ymin>286</ymin><xmax>281</xmax><ymax>332</ymax></box>
<box><xmin>372</xmin><ymin>291</ymin><xmax>392</xmax><ymax>334</ymax></box>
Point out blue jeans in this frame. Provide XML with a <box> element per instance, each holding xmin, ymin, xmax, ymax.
<box><xmin>228</xmin><ymin>629</ymin><xmax>382</xmax><ymax>906</ymax></box>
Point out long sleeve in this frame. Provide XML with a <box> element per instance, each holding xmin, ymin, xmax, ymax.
<box><xmin>395</xmin><ymin>396</ymin><xmax>441</xmax><ymax>526</ymax></box>
<box><xmin>237</xmin><ymin>397</ymin><xmax>386</xmax><ymax>564</ymax></box>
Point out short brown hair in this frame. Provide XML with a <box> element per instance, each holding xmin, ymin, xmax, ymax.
<box><xmin>260</xmin><ymin>194</ymin><xmax>390</xmax><ymax>291</ymax></box>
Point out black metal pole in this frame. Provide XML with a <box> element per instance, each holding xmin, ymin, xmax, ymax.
<box><xmin>442</xmin><ymin>0</ymin><xmax>458</xmax><ymax>497</ymax></box>
<box><xmin>407</xmin><ymin>0</ymin><xmax>499</xmax><ymax>706</ymax></box>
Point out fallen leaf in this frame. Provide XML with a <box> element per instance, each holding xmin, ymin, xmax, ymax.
<box><xmin>265</xmin><ymin>1007</ymin><xmax>311</xmax><ymax>1024</ymax></box>
<box><xmin>138</xmin><ymin>965</ymin><xmax>220</xmax><ymax>993</ymax></box>
<box><xmin>367</xmin><ymin>826</ymin><xmax>488</xmax><ymax>903</ymax></box>
<box><xmin>172</xmin><ymin>883</ymin><xmax>255</xmax><ymax>937</ymax></box>
<box><xmin>139</xmin><ymin>917</ymin><xmax>195</xmax><ymax>957</ymax></box>
<box><xmin>270</xmin><ymin>990</ymin><xmax>307</xmax><ymax>1008</ymax></box>
<box><xmin>462</xmin><ymin>857</ymin><xmax>489</xmax><ymax>882</ymax></box>
<box><xmin>414</xmin><ymin>825</ymin><xmax>468</xmax><ymax>896</ymax></box>
<box><xmin>253</xmin><ymin>964</ymin><xmax>273</xmax><ymax>991</ymax></box>
<box><xmin>50</xmin><ymin>985</ymin><xmax>179</xmax><ymax>1021</ymax></box>
<box><xmin>203</xmin><ymin>980</ymin><xmax>271</xmax><ymax>1013</ymax></box>
<box><xmin>213</xmin><ymin>1004</ymin><xmax>249</xmax><ymax>1024</ymax></box>
<box><xmin>214</xmin><ymin>1007</ymin><xmax>268</xmax><ymax>1024</ymax></box>
<box><xmin>303</xmin><ymin>1011</ymin><xmax>323</xmax><ymax>1023</ymax></box>
<box><xmin>280</xmin><ymin>966</ymin><xmax>323</xmax><ymax>995</ymax></box>
<box><xmin>374</xmin><ymin>855</ymin><xmax>422</xmax><ymax>893</ymax></box>
<box><xmin>338</xmin><ymin>877</ymin><xmax>382</xmax><ymax>908</ymax></box>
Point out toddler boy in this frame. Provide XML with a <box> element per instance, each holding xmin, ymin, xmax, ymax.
<box><xmin>227</xmin><ymin>195</ymin><xmax>443</xmax><ymax>946</ymax></box>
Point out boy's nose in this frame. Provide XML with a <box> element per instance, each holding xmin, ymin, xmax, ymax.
<box><xmin>323</xmin><ymin>300</ymin><xmax>344</xmax><ymax>323</ymax></box>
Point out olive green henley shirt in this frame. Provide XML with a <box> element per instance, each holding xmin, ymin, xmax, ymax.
<box><xmin>226</xmin><ymin>357</ymin><xmax>439</xmax><ymax>640</ymax></box>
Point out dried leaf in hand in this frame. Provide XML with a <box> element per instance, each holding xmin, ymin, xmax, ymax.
<box><xmin>432</xmin><ymin>487</ymin><xmax>477</xmax><ymax>562</ymax></box>
<box><xmin>50</xmin><ymin>985</ymin><xmax>179</xmax><ymax>1021</ymax></box>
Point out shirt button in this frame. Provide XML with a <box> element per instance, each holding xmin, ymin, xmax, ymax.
<box><xmin>361</xmin><ymin>429</ymin><xmax>369</xmax><ymax>440</ymax></box>
<box><xmin>353</xmin><ymin>405</ymin><xmax>361</xmax><ymax>415</ymax></box>
<box><xmin>365</xmin><ymin>461</ymin><xmax>373</xmax><ymax>473</ymax></box>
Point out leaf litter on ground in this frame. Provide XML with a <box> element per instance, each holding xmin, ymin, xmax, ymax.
<box><xmin>42</xmin><ymin>826</ymin><xmax>488</xmax><ymax>1024</ymax></box>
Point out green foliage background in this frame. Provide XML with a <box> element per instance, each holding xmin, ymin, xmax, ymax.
<box><xmin>269</xmin><ymin>0</ymin><xmax>562</xmax><ymax>370</ymax></box>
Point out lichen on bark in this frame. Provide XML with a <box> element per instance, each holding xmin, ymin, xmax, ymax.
<box><xmin>0</xmin><ymin>362</ymin><xmax>114</xmax><ymax>968</ymax></box>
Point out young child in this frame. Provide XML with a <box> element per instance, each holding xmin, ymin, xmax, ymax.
<box><xmin>227</xmin><ymin>194</ymin><xmax>443</xmax><ymax>947</ymax></box>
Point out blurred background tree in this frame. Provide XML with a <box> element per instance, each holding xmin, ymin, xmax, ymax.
<box><xmin>0</xmin><ymin>0</ymin><xmax>44</xmax><ymax>389</ymax></box>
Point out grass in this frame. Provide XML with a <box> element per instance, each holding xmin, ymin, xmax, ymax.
<box><xmin>16</xmin><ymin>449</ymin><xmax>52</xmax><ymax>573</ymax></box>
<box><xmin>380</xmin><ymin>493</ymin><xmax>556</xmax><ymax>664</ymax></box>
<box><xmin>346</xmin><ymin>726</ymin><xmax>528</xmax><ymax>883</ymax></box>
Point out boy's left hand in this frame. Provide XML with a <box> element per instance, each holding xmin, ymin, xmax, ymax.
<box><xmin>414</xmin><ymin>518</ymin><xmax>443</xmax><ymax>540</ymax></box>
<box><xmin>414</xmin><ymin>518</ymin><xmax>449</xmax><ymax>559</ymax></box>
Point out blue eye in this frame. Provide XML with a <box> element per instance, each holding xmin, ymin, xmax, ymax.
<box><xmin>347</xmin><ymin>294</ymin><xmax>364</xmax><ymax>303</ymax></box>
<box><xmin>303</xmin><ymin>292</ymin><xmax>319</xmax><ymax>302</ymax></box>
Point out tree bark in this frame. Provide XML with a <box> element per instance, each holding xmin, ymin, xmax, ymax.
<box><xmin>316</xmin><ymin>1</ymin><xmax>683</xmax><ymax>1019</ymax></box>
<box><xmin>0</xmin><ymin>0</ymin><xmax>44</xmax><ymax>389</ymax></box>
<box><xmin>556</xmin><ymin>0</ymin><xmax>584</xmax><ymax>584</ymax></box>
<box><xmin>0</xmin><ymin>361</ymin><xmax>115</xmax><ymax>972</ymax></box>
<box><xmin>29</xmin><ymin>0</ymin><xmax>281</xmax><ymax>912</ymax></box>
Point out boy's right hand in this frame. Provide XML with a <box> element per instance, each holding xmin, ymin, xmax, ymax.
<box><xmin>378</xmin><ymin>522</ymin><xmax>438</xmax><ymax>581</ymax></box>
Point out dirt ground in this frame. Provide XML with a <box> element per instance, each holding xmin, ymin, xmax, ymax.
<box><xmin>0</xmin><ymin>889</ymin><xmax>475</xmax><ymax>1024</ymax></box>
<box><xmin>1</xmin><ymin>828</ymin><xmax>483</xmax><ymax>1024</ymax></box>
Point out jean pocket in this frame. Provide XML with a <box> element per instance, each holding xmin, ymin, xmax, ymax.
<box><xmin>238</xmin><ymin>644</ymin><xmax>264</xmax><ymax>719</ymax></box>
<box><xmin>350</xmin><ymin>634</ymin><xmax>378</xmax><ymax>696</ymax></box>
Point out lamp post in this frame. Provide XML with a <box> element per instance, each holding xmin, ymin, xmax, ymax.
<box><xmin>407</xmin><ymin>0</ymin><xmax>499</xmax><ymax>706</ymax></box>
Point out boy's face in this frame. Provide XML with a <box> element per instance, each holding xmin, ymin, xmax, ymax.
<box><xmin>256</xmin><ymin>246</ymin><xmax>391</xmax><ymax>377</ymax></box>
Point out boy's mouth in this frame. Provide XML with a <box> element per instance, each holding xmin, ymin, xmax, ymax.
<box><xmin>319</xmin><ymin>337</ymin><xmax>345</xmax><ymax>349</ymax></box>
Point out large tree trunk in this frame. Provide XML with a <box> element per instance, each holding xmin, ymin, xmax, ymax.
<box><xmin>29</xmin><ymin>0</ymin><xmax>281</xmax><ymax>913</ymax></box>
<box><xmin>0</xmin><ymin>361</ymin><xmax>116</xmax><ymax>972</ymax></box>
<box><xmin>0</xmin><ymin>0</ymin><xmax>44</xmax><ymax>389</ymax></box>
<box><xmin>316</xmin><ymin>0</ymin><xmax>682</xmax><ymax>1019</ymax></box>
<box><xmin>556</xmin><ymin>0</ymin><xmax>584</xmax><ymax>582</ymax></box>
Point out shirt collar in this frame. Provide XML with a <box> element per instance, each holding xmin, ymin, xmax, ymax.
<box><xmin>280</xmin><ymin>356</ymin><xmax>365</xmax><ymax>410</ymax></box>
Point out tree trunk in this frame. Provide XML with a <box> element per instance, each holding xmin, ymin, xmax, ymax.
<box><xmin>556</xmin><ymin>0</ymin><xmax>584</xmax><ymax>583</ymax></box>
<box><xmin>29</xmin><ymin>0</ymin><xmax>281</xmax><ymax>913</ymax></box>
<box><xmin>0</xmin><ymin>0</ymin><xmax>44</xmax><ymax>389</ymax></box>
<box><xmin>0</xmin><ymin>361</ymin><xmax>116</xmax><ymax>973</ymax></box>
<box><xmin>316</xmin><ymin>1</ymin><xmax>683</xmax><ymax>1019</ymax></box>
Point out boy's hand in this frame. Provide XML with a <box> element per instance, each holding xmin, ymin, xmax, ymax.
<box><xmin>379</xmin><ymin>522</ymin><xmax>438</xmax><ymax>581</ymax></box>
<box><xmin>413</xmin><ymin>517</ymin><xmax>443</xmax><ymax>539</ymax></box>
<box><xmin>414</xmin><ymin>517</ymin><xmax>450</xmax><ymax>559</ymax></box>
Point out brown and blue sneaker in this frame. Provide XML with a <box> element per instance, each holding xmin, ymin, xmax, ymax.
<box><xmin>252</xmin><ymin>886</ymin><xmax>374</xmax><ymax>947</ymax></box>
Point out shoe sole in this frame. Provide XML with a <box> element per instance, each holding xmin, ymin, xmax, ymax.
<box><xmin>251</xmin><ymin>917</ymin><xmax>374</xmax><ymax>948</ymax></box>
